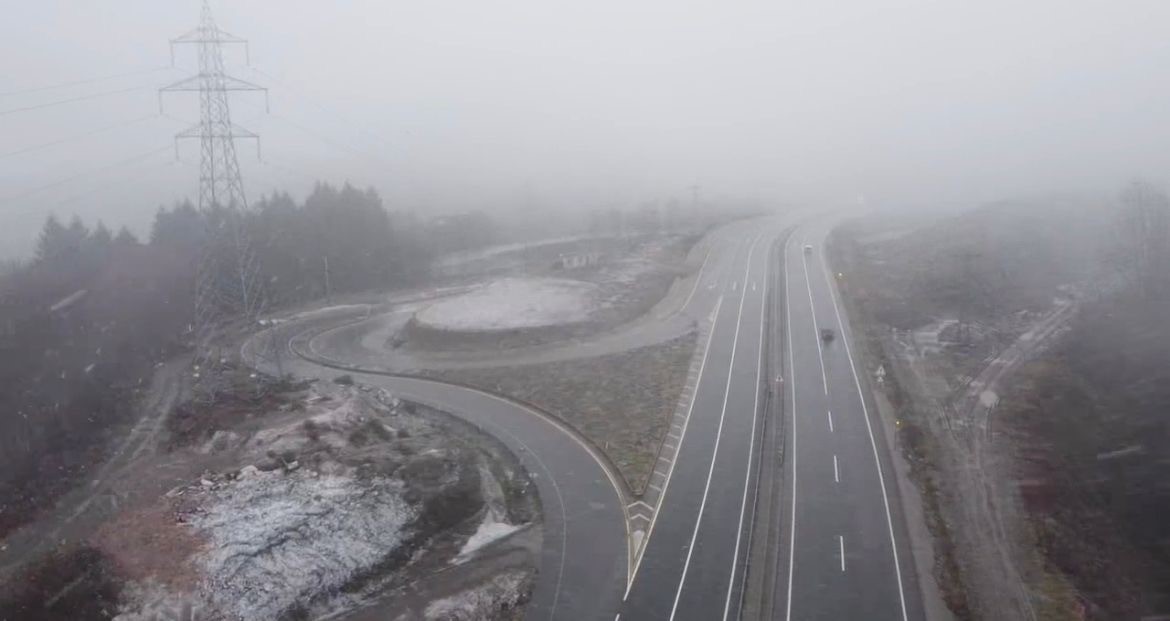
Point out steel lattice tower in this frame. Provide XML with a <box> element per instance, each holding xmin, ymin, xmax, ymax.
<box><xmin>161</xmin><ymin>0</ymin><xmax>269</xmax><ymax>398</ymax></box>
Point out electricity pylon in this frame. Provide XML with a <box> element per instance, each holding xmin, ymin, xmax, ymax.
<box><xmin>161</xmin><ymin>0</ymin><xmax>269</xmax><ymax>399</ymax></box>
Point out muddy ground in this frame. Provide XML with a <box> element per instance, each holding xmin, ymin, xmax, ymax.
<box><xmin>0</xmin><ymin>370</ymin><xmax>540</xmax><ymax>621</ymax></box>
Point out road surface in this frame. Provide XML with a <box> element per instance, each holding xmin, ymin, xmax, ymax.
<box><xmin>774</xmin><ymin>221</ymin><xmax>925</xmax><ymax>620</ymax></box>
<box><xmin>252</xmin><ymin>217</ymin><xmax>792</xmax><ymax>621</ymax></box>
<box><xmin>244</xmin><ymin>214</ymin><xmax>929</xmax><ymax>620</ymax></box>
<box><xmin>243</xmin><ymin>324</ymin><xmax>630</xmax><ymax>621</ymax></box>
<box><xmin>618</xmin><ymin>221</ymin><xmax>782</xmax><ymax>620</ymax></box>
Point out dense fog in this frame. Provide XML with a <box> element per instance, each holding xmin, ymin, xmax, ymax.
<box><xmin>6</xmin><ymin>1</ymin><xmax>1170</xmax><ymax>256</ymax></box>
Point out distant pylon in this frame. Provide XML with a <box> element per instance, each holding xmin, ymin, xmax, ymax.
<box><xmin>161</xmin><ymin>0</ymin><xmax>268</xmax><ymax>399</ymax></box>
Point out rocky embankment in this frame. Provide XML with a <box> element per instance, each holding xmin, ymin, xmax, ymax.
<box><xmin>1</xmin><ymin>381</ymin><xmax>540</xmax><ymax>621</ymax></box>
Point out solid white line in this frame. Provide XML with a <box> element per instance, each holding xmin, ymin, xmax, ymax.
<box><xmin>408</xmin><ymin>378</ymin><xmax>634</xmax><ymax>583</ymax></box>
<box><xmin>840</xmin><ymin>535</ymin><xmax>846</xmax><ymax>572</ymax></box>
<box><xmin>451</xmin><ymin>415</ymin><xmax>570</xmax><ymax>618</ymax></box>
<box><xmin>669</xmin><ymin>236</ymin><xmax>761</xmax><ymax>620</ymax></box>
<box><xmin>624</xmin><ymin>295</ymin><xmax>726</xmax><ymax>597</ymax></box>
<box><xmin>678</xmin><ymin>246</ymin><xmax>713</xmax><ymax>313</ymax></box>
<box><xmin>799</xmin><ymin>249</ymin><xmax>830</xmax><ymax>394</ymax></box>
<box><xmin>827</xmin><ymin>409</ymin><xmax>835</xmax><ymax>432</ymax></box>
<box><xmin>834</xmin><ymin>455</ymin><xmax>840</xmax><ymax>483</ymax></box>
<box><xmin>784</xmin><ymin>234</ymin><xmax>799</xmax><ymax>621</ymax></box>
<box><xmin>721</xmin><ymin>231</ymin><xmax>770</xmax><ymax>620</ymax></box>
<box><xmin>818</xmin><ymin>237</ymin><xmax>910</xmax><ymax>621</ymax></box>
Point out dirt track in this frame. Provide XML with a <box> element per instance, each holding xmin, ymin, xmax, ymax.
<box><xmin>0</xmin><ymin>356</ymin><xmax>190</xmax><ymax>581</ymax></box>
<box><xmin>871</xmin><ymin>288</ymin><xmax>1075</xmax><ymax>620</ymax></box>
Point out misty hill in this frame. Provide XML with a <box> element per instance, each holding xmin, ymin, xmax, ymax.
<box><xmin>841</xmin><ymin>197</ymin><xmax>1110</xmax><ymax>329</ymax></box>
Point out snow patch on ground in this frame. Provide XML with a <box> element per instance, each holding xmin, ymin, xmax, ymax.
<box><xmin>106</xmin><ymin>386</ymin><xmax>538</xmax><ymax>621</ymax></box>
<box><xmin>262</xmin><ymin>304</ymin><xmax>369</xmax><ymax>325</ymax></box>
<box><xmin>115</xmin><ymin>579</ymin><xmax>202</xmax><ymax>621</ymax></box>
<box><xmin>423</xmin><ymin>570</ymin><xmax>529</xmax><ymax>620</ymax></box>
<box><xmin>456</xmin><ymin>512</ymin><xmax>522</xmax><ymax>563</ymax></box>
<box><xmin>192</xmin><ymin>468</ymin><xmax>414</xmax><ymax>620</ymax></box>
<box><xmin>979</xmin><ymin>390</ymin><xmax>999</xmax><ymax>408</ymax></box>
<box><xmin>600</xmin><ymin>237</ymin><xmax>671</xmax><ymax>286</ymax></box>
<box><xmin>249</xmin><ymin>393</ymin><xmax>389</xmax><ymax>455</ymax></box>
<box><xmin>414</xmin><ymin>277</ymin><xmax>599</xmax><ymax>331</ymax></box>
<box><xmin>434</xmin><ymin>235</ymin><xmax>597</xmax><ymax>270</ymax></box>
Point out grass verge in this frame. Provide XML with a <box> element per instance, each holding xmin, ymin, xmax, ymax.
<box><xmin>424</xmin><ymin>332</ymin><xmax>697</xmax><ymax>493</ymax></box>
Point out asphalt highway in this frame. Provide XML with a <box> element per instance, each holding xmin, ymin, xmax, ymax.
<box><xmin>619</xmin><ymin>221</ymin><xmax>781</xmax><ymax>621</ymax></box>
<box><xmin>242</xmin><ymin>217</ymin><xmax>782</xmax><ymax>621</ymax></box>
<box><xmin>241</xmin><ymin>214</ymin><xmax>928</xmax><ymax>621</ymax></box>
<box><xmin>777</xmin><ymin>221</ymin><xmax>924</xmax><ymax>620</ymax></box>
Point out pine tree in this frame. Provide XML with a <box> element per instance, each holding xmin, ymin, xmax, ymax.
<box><xmin>64</xmin><ymin>215</ymin><xmax>90</xmax><ymax>258</ymax></box>
<box><xmin>91</xmin><ymin>221</ymin><xmax>113</xmax><ymax>247</ymax></box>
<box><xmin>35</xmin><ymin>214</ymin><xmax>68</xmax><ymax>263</ymax></box>
<box><xmin>114</xmin><ymin>226</ymin><xmax>140</xmax><ymax>247</ymax></box>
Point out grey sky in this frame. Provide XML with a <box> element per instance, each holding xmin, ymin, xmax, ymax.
<box><xmin>4</xmin><ymin>0</ymin><xmax>1170</xmax><ymax>257</ymax></box>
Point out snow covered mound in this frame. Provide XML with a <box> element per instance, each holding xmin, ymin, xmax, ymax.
<box><xmin>105</xmin><ymin>384</ymin><xmax>539</xmax><ymax>621</ymax></box>
<box><xmin>194</xmin><ymin>468</ymin><xmax>413</xmax><ymax>620</ymax></box>
<box><xmin>413</xmin><ymin>277</ymin><xmax>599</xmax><ymax>331</ymax></box>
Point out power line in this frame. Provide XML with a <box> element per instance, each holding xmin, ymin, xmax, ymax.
<box><xmin>0</xmin><ymin>66</ymin><xmax>174</xmax><ymax>98</ymax></box>
<box><xmin>0</xmin><ymin>145</ymin><xmax>172</xmax><ymax>206</ymax></box>
<box><xmin>243</xmin><ymin>66</ymin><xmax>424</xmax><ymax>196</ymax></box>
<box><xmin>260</xmin><ymin>156</ymin><xmax>320</xmax><ymax>183</ymax></box>
<box><xmin>250</xmin><ymin>163</ymin><xmax>308</xmax><ymax>201</ymax></box>
<box><xmin>231</xmin><ymin>67</ymin><xmax>404</xmax><ymax>183</ymax></box>
<box><xmin>248</xmin><ymin>66</ymin><xmax>399</xmax><ymax>156</ymax></box>
<box><xmin>0</xmin><ymin>84</ymin><xmax>155</xmax><ymax>117</ymax></box>
<box><xmin>53</xmin><ymin>156</ymin><xmax>187</xmax><ymax>210</ymax></box>
<box><xmin>7</xmin><ymin>155</ymin><xmax>186</xmax><ymax>223</ymax></box>
<box><xmin>260</xmin><ymin>108</ymin><xmax>389</xmax><ymax>167</ymax></box>
<box><xmin>0</xmin><ymin>113</ymin><xmax>164</xmax><ymax>160</ymax></box>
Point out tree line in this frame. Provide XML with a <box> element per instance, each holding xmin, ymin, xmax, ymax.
<box><xmin>0</xmin><ymin>182</ymin><xmax>724</xmax><ymax>537</ymax></box>
<box><xmin>0</xmin><ymin>182</ymin><xmax>493</xmax><ymax>536</ymax></box>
